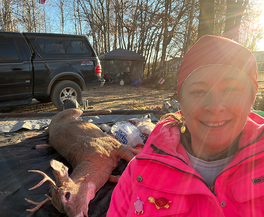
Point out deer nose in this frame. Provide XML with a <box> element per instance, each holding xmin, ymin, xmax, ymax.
<box><xmin>83</xmin><ymin>211</ymin><xmax>88</xmax><ymax>217</ymax></box>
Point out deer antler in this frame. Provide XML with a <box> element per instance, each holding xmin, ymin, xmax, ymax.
<box><xmin>25</xmin><ymin>170</ymin><xmax>57</xmax><ymax>212</ymax></box>
<box><xmin>27</xmin><ymin>170</ymin><xmax>57</xmax><ymax>190</ymax></box>
<box><xmin>25</xmin><ymin>194</ymin><xmax>51</xmax><ymax>212</ymax></box>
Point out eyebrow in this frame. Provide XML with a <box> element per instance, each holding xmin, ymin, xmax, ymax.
<box><xmin>188</xmin><ymin>76</ymin><xmax>238</xmax><ymax>87</ymax></box>
<box><xmin>187</xmin><ymin>81</ymin><xmax>205</xmax><ymax>87</ymax></box>
<box><xmin>222</xmin><ymin>77</ymin><xmax>238</xmax><ymax>82</ymax></box>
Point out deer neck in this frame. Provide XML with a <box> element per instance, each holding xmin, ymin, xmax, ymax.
<box><xmin>70</xmin><ymin>161</ymin><xmax>112</xmax><ymax>191</ymax></box>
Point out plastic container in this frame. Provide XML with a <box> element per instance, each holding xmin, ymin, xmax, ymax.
<box><xmin>120</xmin><ymin>79</ymin><xmax>124</xmax><ymax>85</ymax></box>
<box><xmin>111</xmin><ymin>121</ymin><xmax>146</xmax><ymax>147</ymax></box>
<box><xmin>82</xmin><ymin>99</ymin><xmax>89</xmax><ymax>110</ymax></box>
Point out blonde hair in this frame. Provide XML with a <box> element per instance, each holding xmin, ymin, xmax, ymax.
<box><xmin>160</xmin><ymin>113</ymin><xmax>186</xmax><ymax>133</ymax></box>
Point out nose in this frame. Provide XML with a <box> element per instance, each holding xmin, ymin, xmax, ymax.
<box><xmin>203</xmin><ymin>91</ymin><xmax>226</xmax><ymax>114</ymax></box>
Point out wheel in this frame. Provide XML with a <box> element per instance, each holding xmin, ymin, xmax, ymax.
<box><xmin>51</xmin><ymin>80</ymin><xmax>82</xmax><ymax>110</ymax></box>
<box><xmin>35</xmin><ymin>96</ymin><xmax>51</xmax><ymax>103</ymax></box>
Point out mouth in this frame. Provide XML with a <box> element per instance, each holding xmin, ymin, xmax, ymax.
<box><xmin>200</xmin><ymin>120</ymin><xmax>230</xmax><ymax>127</ymax></box>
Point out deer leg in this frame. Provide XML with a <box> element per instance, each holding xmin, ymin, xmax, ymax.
<box><xmin>108</xmin><ymin>175</ymin><xmax>121</xmax><ymax>183</ymax></box>
<box><xmin>35</xmin><ymin>144</ymin><xmax>52</xmax><ymax>149</ymax></box>
<box><xmin>116</xmin><ymin>145</ymin><xmax>137</xmax><ymax>162</ymax></box>
<box><xmin>126</xmin><ymin>145</ymin><xmax>141</xmax><ymax>155</ymax></box>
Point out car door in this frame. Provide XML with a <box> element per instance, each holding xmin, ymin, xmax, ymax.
<box><xmin>0</xmin><ymin>32</ymin><xmax>33</xmax><ymax>102</ymax></box>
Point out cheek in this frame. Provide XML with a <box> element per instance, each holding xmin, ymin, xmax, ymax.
<box><xmin>180</xmin><ymin>98</ymin><xmax>204</xmax><ymax>118</ymax></box>
<box><xmin>224</xmin><ymin>95</ymin><xmax>252</xmax><ymax>115</ymax></box>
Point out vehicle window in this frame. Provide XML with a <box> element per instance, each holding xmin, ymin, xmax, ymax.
<box><xmin>66</xmin><ymin>41</ymin><xmax>90</xmax><ymax>54</ymax></box>
<box><xmin>37</xmin><ymin>38</ymin><xmax>93</xmax><ymax>56</ymax></box>
<box><xmin>0</xmin><ymin>35</ymin><xmax>19</xmax><ymax>62</ymax></box>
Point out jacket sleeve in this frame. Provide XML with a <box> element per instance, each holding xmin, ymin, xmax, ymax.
<box><xmin>106</xmin><ymin>159</ymin><xmax>134</xmax><ymax>217</ymax></box>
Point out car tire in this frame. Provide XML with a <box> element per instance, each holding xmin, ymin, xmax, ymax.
<box><xmin>51</xmin><ymin>80</ymin><xmax>82</xmax><ymax>111</ymax></box>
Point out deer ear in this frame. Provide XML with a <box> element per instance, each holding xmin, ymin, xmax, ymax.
<box><xmin>50</xmin><ymin>159</ymin><xmax>69</xmax><ymax>183</ymax></box>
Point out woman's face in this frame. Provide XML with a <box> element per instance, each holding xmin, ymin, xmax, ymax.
<box><xmin>180</xmin><ymin>65</ymin><xmax>254</xmax><ymax>158</ymax></box>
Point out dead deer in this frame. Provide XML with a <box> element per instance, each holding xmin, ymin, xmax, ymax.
<box><xmin>25</xmin><ymin>108</ymin><xmax>137</xmax><ymax>217</ymax></box>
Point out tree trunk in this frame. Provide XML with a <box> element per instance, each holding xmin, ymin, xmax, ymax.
<box><xmin>223</xmin><ymin>0</ymin><xmax>248</xmax><ymax>42</ymax></box>
<box><xmin>27</xmin><ymin>0</ymin><xmax>31</xmax><ymax>31</ymax></box>
<box><xmin>160</xmin><ymin>0</ymin><xmax>170</xmax><ymax>78</ymax></box>
<box><xmin>197</xmin><ymin>0</ymin><xmax>214</xmax><ymax>39</ymax></box>
<box><xmin>0</xmin><ymin>0</ymin><xmax>5</xmax><ymax>31</ymax></box>
<box><xmin>183</xmin><ymin>0</ymin><xmax>195</xmax><ymax>55</ymax></box>
<box><xmin>73</xmin><ymin>0</ymin><xmax>78</xmax><ymax>34</ymax></box>
<box><xmin>60</xmin><ymin>0</ymin><xmax>64</xmax><ymax>34</ymax></box>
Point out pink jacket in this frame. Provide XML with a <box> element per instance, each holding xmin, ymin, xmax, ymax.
<box><xmin>107</xmin><ymin>112</ymin><xmax>264</xmax><ymax>217</ymax></box>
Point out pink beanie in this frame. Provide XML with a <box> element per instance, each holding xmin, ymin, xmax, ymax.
<box><xmin>177</xmin><ymin>35</ymin><xmax>258</xmax><ymax>99</ymax></box>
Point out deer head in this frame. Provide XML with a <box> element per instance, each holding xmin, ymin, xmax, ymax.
<box><xmin>25</xmin><ymin>159</ymin><xmax>96</xmax><ymax>217</ymax></box>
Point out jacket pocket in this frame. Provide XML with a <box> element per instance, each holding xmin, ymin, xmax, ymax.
<box><xmin>231</xmin><ymin>174</ymin><xmax>264</xmax><ymax>202</ymax></box>
<box><xmin>229</xmin><ymin>171</ymin><xmax>264</xmax><ymax>216</ymax></box>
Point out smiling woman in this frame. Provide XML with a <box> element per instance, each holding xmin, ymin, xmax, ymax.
<box><xmin>180</xmin><ymin>65</ymin><xmax>254</xmax><ymax>160</ymax></box>
<box><xmin>107</xmin><ymin>35</ymin><xmax>264</xmax><ymax>217</ymax></box>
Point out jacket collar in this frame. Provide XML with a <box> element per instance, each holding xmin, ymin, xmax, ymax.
<box><xmin>140</xmin><ymin>112</ymin><xmax>264</xmax><ymax>166</ymax></box>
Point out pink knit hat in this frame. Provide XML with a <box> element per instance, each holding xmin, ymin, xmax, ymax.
<box><xmin>177</xmin><ymin>35</ymin><xmax>258</xmax><ymax>99</ymax></box>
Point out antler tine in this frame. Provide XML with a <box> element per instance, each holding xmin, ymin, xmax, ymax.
<box><xmin>28</xmin><ymin>170</ymin><xmax>57</xmax><ymax>190</ymax></box>
<box><xmin>25</xmin><ymin>194</ymin><xmax>51</xmax><ymax>212</ymax></box>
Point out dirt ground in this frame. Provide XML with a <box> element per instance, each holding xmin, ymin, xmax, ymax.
<box><xmin>2</xmin><ymin>81</ymin><xmax>264</xmax><ymax>113</ymax></box>
<box><xmin>1</xmin><ymin>83</ymin><xmax>175</xmax><ymax>113</ymax></box>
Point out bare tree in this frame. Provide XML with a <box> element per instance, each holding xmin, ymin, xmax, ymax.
<box><xmin>224</xmin><ymin>0</ymin><xmax>249</xmax><ymax>42</ymax></box>
<box><xmin>183</xmin><ymin>0</ymin><xmax>196</xmax><ymax>55</ymax></box>
<box><xmin>0</xmin><ymin>0</ymin><xmax>5</xmax><ymax>31</ymax></box>
<box><xmin>214</xmin><ymin>0</ymin><xmax>226</xmax><ymax>36</ymax></box>
<box><xmin>239</xmin><ymin>5</ymin><xmax>263</xmax><ymax>50</ymax></box>
<box><xmin>197</xmin><ymin>0</ymin><xmax>214</xmax><ymax>38</ymax></box>
<box><xmin>60</xmin><ymin>0</ymin><xmax>64</xmax><ymax>33</ymax></box>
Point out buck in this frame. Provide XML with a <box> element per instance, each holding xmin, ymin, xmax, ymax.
<box><xmin>25</xmin><ymin>108</ymin><xmax>136</xmax><ymax>217</ymax></box>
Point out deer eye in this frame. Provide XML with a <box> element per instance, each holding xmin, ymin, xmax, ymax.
<box><xmin>65</xmin><ymin>192</ymin><xmax>71</xmax><ymax>201</ymax></box>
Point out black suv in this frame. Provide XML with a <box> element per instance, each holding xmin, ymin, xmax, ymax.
<box><xmin>0</xmin><ymin>32</ymin><xmax>104</xmax><ymax>110</ymax></box>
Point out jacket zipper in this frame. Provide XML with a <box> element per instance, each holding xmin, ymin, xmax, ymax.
<box><xmin>136</xmin><ymin>156</ymin><xmax>212</xmax><ymax>194</ymax></box>
<box><xmin>150</xmin><ymin>144</ymin><xmax>188</xmax><ymax>165</ymax></box>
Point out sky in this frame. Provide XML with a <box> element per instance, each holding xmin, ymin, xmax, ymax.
<box><xmin>41</xmin><ymin>0</ymin><xmax>264</xmax><ymax>51</ymax></box>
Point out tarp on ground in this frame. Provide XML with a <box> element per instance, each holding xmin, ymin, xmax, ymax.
<box><xmin>0</xmin><ymin>129</ymin><xmax>125</xmax><ymax>217</ymax></box>
<box><xmin>0</xmin><ymin>113</ymin><xmax>158</xmax><ymax>134</ymax></box>
<box><xmin>0</xmin><ymin>111</ymin><xmax>161</xmax><ymax>217</ymax></box>
<box><xmin>99</xmin><ymin>49</ymin><xmax>145</xmax><ymax>81</ymax></box>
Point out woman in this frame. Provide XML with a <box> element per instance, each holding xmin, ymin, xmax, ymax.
<box><xmin>107</xmin><ymin>35</ymin><xmax>264</xmax><ymax>216</ymax></box>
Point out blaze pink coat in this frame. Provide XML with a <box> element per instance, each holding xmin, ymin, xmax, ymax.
<box><xmin>107</xmin><ymin>112</ymin><xmax>264</xmax><ymax>217</ymax></box>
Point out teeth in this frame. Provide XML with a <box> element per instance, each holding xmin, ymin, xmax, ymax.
<box><xmin>202</xmin><ymin>121</ymin><xmax>226</xmax><ymax>127</ymax></box>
